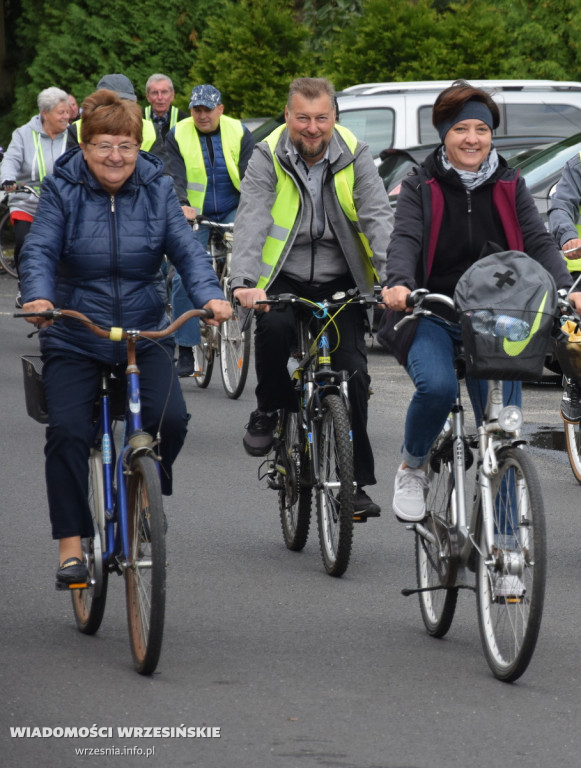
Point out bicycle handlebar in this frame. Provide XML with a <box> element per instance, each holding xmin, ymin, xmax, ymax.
<box><xmin>14</xmin><ymin>308</ymin><xmax>213</xmax><ymax>340</ymax></box>
<box><xmin>2</xmin><ymin>183</ymin><xmax>40</xmax><ymax>198</ymax></box>
<box><xmin>256</xmin><ymin>288</ymin><xmax>380</xmax><ymax>310</ymax></box>
<box><xmin>195</xmin><ymin>216</ymin><xmax>234</xmax><ymax>233</ymax></box>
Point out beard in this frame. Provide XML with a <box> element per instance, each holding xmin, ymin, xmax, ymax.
<box><xmin>296</xmin><ymin>136</ymin><xmax>329</xmax><ymax>160</ymax></box>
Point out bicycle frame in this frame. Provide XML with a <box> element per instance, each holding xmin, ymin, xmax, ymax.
<box><xmin>98</xmin><ymin>332</ymin><xmax>158</xmax><ymax>571</ymax></box>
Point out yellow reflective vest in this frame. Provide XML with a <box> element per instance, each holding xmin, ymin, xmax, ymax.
<box><xmin>257</xmin><ymin>124</ymin><xmax>378</xmax><ymax>290</ymax></box>
<box><xmin>144</xmin><ymin>105</ymin><xmax>180</xmax><ymax>131</ymax></box>
<box><xmin>173</xmin><ymin>115</ymin><xmax>244</xmax><ymax>217</ymax></box>
<box><xmin>72</xmin><ymin>118</ymin><xmax>157</xmax><ymax>152</ymax></box>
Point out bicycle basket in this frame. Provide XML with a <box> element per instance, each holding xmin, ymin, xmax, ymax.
<box><xmin>21</xmin><ymin>355</ymin><xmax>48</xmax><ymax>424</ymax></box>
<box><xmin>454</xmin><ymin>251</ymin><xmax>557</xmax><ymax>381</ymax></box>
<box><xmin>554</xmin><ymin>318</ymin><xmax>581</xmax><ymax>384</ymax></box>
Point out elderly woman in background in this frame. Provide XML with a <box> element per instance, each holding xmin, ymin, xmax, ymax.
<box><xmin>19</xmin><ymin>89</ymin><xmax>231</xmax><ymax>587</ymax></box>
<box><xmin>0</xmin><ymin>87</ymin><xmax>70</xmax><ymax>302</ymax></box>
<box><xmin>381</xmin><ymin>79</ymin><xmax>581</xmax><ymax>530</ymax></box>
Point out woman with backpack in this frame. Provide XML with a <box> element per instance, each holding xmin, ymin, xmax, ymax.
<box><xmin>380</xmin><ymin>79</ymin><xmax>581</xmax><ymax>524</ymax></box>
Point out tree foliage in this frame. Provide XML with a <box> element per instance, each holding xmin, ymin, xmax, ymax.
<box><xmin>3</xmin><ymin>0</ymin><xmax>581</xmax><ymax>145</ymax></box>
<box><xmin>191</xmin><ymin>0</ymin><xmax>315</xmax><ymax>117</ymax></box>
<box><xmin>2</xmin><ymin>0</ymin><xmax>221</xmax><ymax>141</ymax></box>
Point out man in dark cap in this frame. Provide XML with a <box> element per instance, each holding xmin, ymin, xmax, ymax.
<box><xmin>165</xmin><ymin>84</ymin><xmax>255</xmax><ymax>376</ymax></box>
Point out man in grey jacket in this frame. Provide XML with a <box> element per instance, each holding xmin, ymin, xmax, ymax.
<box><xmin>231</xmin><ymin>77</ymin><xmax>394</xmax><ymax>519</ymax></box>
<box><xmin>548</xmin><ymin>153</ymin><xmax>581</xmax><ymax>422</ymax></box>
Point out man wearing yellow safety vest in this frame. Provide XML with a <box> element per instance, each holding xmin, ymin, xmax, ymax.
<box><xmin>144</xmin><ymin>73</ymin><xmax>188</xmax><ymax>142</ymax></box>
<box><xmin>66</xmin><ymin>74</ymin><xmax>159</xmax><ymax>154</ymax></box>
<box><xmin>231</xmin><ymin>77</ymin><xmax>394</xmax><ymax>520</ymax></box>
<box><xmin>165</xmin><ymin>84</ymin><xmax>255</xmax><ymax>376</ymax></box>
<box><xmin>548</xmin><ymin>152</ymin><xmax>581</xmax><ymax>423</ymax></box>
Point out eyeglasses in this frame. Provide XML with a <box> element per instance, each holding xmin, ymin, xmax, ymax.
<box><xmin>87</xmin><ymin>142</ymin><xmax>140</xmax><ymax>157</ymax></box>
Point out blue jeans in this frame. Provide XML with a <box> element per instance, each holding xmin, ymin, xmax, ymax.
<box><xmin>402</xmin><ymin>317</ymin><xmax>522</xmax><ymax>467</ymax></box>
<box><xmin>172</xmin><ymin>208</ymin><xmax>236</xmax><ymax>347</ymax></box>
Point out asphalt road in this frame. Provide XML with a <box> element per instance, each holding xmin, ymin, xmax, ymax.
<box><xmin>1</xmin><ymin>272</ymin><xmax>580</xmax><ymax>768</ymax></box>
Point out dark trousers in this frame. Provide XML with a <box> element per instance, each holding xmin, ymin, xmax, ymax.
<box><xmin>43</xmin><ymin>343</ymin><xmax>189</xmax><ymax>539</ymax></box>
<box><xmin>13</xmin><ymin>219</ymin><xmax>31</xmax><ymax>274</ymax></box>
<box><xmin>254</xmin><ymin>274</ymin><xmax>376</xmax><ymax>487</ymax></box>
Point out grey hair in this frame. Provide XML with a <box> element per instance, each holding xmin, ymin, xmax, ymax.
<box><xmin>287</xmin><ymin>77</ymin><xmax>336</xmax><ymax>109</ymax></box>
<box><xmin>145</xmin><ymin>74</ymin><xmax>174</xmax><ymax>94</ymax></box>
<box><xmin>37</xmin><ymin>87</ymin><xmax>70</xmax><ymax>113</ymax></box>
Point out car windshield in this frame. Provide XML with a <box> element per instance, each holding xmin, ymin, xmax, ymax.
<box><xmin>513</xmin><ymin>133</ymin><xmax>581</xmax><ymax>188</ymax></box>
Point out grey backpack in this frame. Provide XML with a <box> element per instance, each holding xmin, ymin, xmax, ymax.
<box><xmin>454</xmin><ymin>250</ymin><xmax>557</xmax><ymax>380</ymax></box>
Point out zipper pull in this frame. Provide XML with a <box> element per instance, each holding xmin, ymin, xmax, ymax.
<box><xmin>466</xmin><ymin>190</ymin><xmax>472</xmax><ymax>214</ymax></box>
<box><xmin>110</xmin><ymin>195</ymin><xmax>115</xmax><ymax>213</ymax></box>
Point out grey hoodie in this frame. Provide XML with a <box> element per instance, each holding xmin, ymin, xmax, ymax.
<box><xmin>0</xmin><ymin>114</ymin><xmax>68</xmax><ymax>217</ymax></box>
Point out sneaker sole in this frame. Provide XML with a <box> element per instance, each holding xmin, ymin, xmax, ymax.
<box><xmin>393</xmin><ymin>503</ymin><xmax>426</xmax><ymax>523</ymax></box>
<box><xmin>243</xmin><ymin>440</ymin><xmax>274</xmax><ymax>458</ymax></box>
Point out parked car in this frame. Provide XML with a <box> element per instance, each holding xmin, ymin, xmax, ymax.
<box><xmin>512</xmin><ymin>132</ymin><xmax>581</xmax><ymax>223</ymax></box>
<box><xmin>253</xmin><ymin>80</ymin><xmax>581</xmax><ymax>159</ymax></box>
<box><xmin>337</xmin><ymin>80</ymin><xmax>581</xmax><ymax>156</ymax></box>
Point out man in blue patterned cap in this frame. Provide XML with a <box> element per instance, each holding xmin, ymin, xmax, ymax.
<box><xmin>165</xmin><ymin>84</ymin><xmax>255</xmax><ymax>376</ymax></box>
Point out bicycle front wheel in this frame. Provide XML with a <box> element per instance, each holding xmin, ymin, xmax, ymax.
<box><xmin>476</xmin><ymin>447</ymin><xmax>546</xmax><ymax>682</ymax></box>
<box><xmin>125</xmin><ymin>455</ymin><xmax>166</xmax><ymax>675</ymax></box>
<box><xmin>316</xmin><ymin>394</ymin><xmax>354</xmax><ymax>577</ymax></box>
<box><xmin>278</xmin><ymin>410</ymin><xmax>312</xmax><ymax>551</ymax></box>
<box><xmin>219</xmin><ymin>310</ymin><xmax>251</xmax><ymax>399</ymax></box>
<box><xmin>416</xmin><ymin>435</ymin><xmax>458</xmax><ymax>637</ymax></box>
<box><xmin>0</xmin><ymin>209</ymin><xmax>18</xmax><ymax>277</ymax></box>
<box><xmin>71</xmin><ymin>448</ymin><xmax>109</xmax><ymax>634</ymax></box>
<box><xmin>563</xmin><ymin>419</ymin><xmax>581</xmax><ymax>483</ymax></box>
<box><xmin>193</xmin><ymin>323</ymin><xmax>215</xmax><ymax>388</ymax></box>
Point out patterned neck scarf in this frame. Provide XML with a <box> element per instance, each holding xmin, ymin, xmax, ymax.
<box><xmin>439</xmin><ymin>145</ymin><xmax>499</xmax><ymax>190</ymax></box>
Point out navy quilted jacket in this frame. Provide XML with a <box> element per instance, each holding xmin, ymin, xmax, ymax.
<box><xmin>19</xmin><ymin>147</ymin><xmax>225</xmax><ymax>364</ymax></box>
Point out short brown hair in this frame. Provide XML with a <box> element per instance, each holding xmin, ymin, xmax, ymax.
<box><xmin>287</xmin><ymin>77</ymin><xmax>336</xmax><ymax>110</ymax></box>
<box><xmin>80</xmin><ymin>89</ymin><xmax>143</xmax><ymax>145</ymax></box>
<box><xmin>432</xmin><ymin>79</ymin><xmax>500</xmax><ymax>132</ymax></box>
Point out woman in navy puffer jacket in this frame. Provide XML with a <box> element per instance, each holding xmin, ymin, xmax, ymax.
<box><xmin>19</xmin><ymin>90</ymin><xmax>232</xmax><ymax>587</ymax></box>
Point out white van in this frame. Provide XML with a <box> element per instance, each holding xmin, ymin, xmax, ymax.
<box><xmin>335</xmin><ymin>80</ymin><xmax>581</xmax><ymax>157</ymax></box>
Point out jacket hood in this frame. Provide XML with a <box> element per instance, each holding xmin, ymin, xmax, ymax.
<box><xmin>53</xmin><ymin>145</ymin><xmax>164</xmax><ymax>190</ymax></box>
<box><xmin>26</xmin><ymin>113</ymin><xmax>68</xmax><ymax>140</ymax></box>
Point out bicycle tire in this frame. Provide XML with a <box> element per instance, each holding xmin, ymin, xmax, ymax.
<box><xmin>563</xmin><ymin>420</ymin><xmax>581</xmax><ymax>483</ymax></box>
<box><xmin>193</xmin><ymin>323</ymin><xmax>215</xmax><ymax>388</ymax></box>
<box><xmin>71</xmin><ymin>448</ymin><xmax>109</xmax><ymax>634</ymax></box>
<box><xmin>316</xmin><ymin>393</ymin><xmax>354</xmax><ymax>577</ymax></box>
<box><xmin>416</xmin><ymin>434</ymin><xmax>458</xmax><ymax>637</ymax></box>
<box><xmin>219</xmin><ymin>309</ymin><xmax>251</xmax><ymax>399</ymax></box>
<box><xmin>125</xmin><ymin>455</ymin><xmax>166</xmax><ymax>676</ymax></box>
<box><xmin>0</xmin><ymin>208</ymin><xmax>18</xmax><ymax>278</ymax></box>
<box><xmin>278</xmin><ymin>410</ymin><xmax>312</xmax><ymax>551</ymax></box>
<box><xmin>476</xmin><ymin>447</ymin><xmax>546</xmax><ymax>682</ymax></box>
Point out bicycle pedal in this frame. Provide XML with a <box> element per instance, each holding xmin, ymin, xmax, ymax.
<box><xmin>352</xmin><ymin>513</ymin><xmax>368</xmax><ymax>523</ymax></box>
<box><xmin>55</xmin><ymin>581</ymin><xmax>89</xmax><ymax>591</ymax></box>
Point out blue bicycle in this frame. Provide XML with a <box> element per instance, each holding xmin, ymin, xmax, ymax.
<box><xmin>18</xmin><ymin>307</ymin><xmax>211</xmax><ymax>675</ymax></box>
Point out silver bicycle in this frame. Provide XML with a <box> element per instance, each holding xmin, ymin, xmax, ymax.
<box><xmin>398</xmin><ymin>290</ymin><xmax>546</xmax><ymax>682</ymax></box>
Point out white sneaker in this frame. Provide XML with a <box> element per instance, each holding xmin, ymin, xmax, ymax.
<box><xmin>494</xmin><ymin>574</ymin><xmax>525</xmax><ymax>601</ymax></box>
<box><xmin>392</xmin><ymin>465</ymin><xmax>428</xmax><ymax>522</ymax></box>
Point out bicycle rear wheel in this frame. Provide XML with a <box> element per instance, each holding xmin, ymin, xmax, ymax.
<box><xmin>219</xmin><ymin>309</ymin><xmax>251</xmax><ymax>399</ymax></box>
<box><xmin>0</xmin><ymin>209</ymin><xmax>18</xmax><ymax>277</ymax></box>
<box><xmin>125</xmin><ymin>455</ymin><xmax>166</xmax><ymax>675</ymax></box>
<box><xmin>193</xmin><ymin>323</ymin><xmax>215</xmax><ymax>388</ymax></box>
<box><xmin>72</xmin><ymin>448</ymin><xmax>109</xmax><ymax>634</ymax></box>
<box><xmin>416</xmin><ymin>434</ymin><xmax>458</xmax><ymax>637</ymax></box>
<box><xmin>476</xmin><ymin>447</ymin><xmax>546</xmax><ymax>682</ymax></box>
<box><xmin>316</xmin><ymin>394</ymin><xmax>354</xmax><ymax>577</ymax></box>
<box><xmin>563</xmin><ymin>419</ymin><xmax>581</xmax><ymax>483</ymax></box>
<box><xmin>278</xmin><ymin>410</ymin><xmax>312</xmax><ymax>551</ymax></box>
